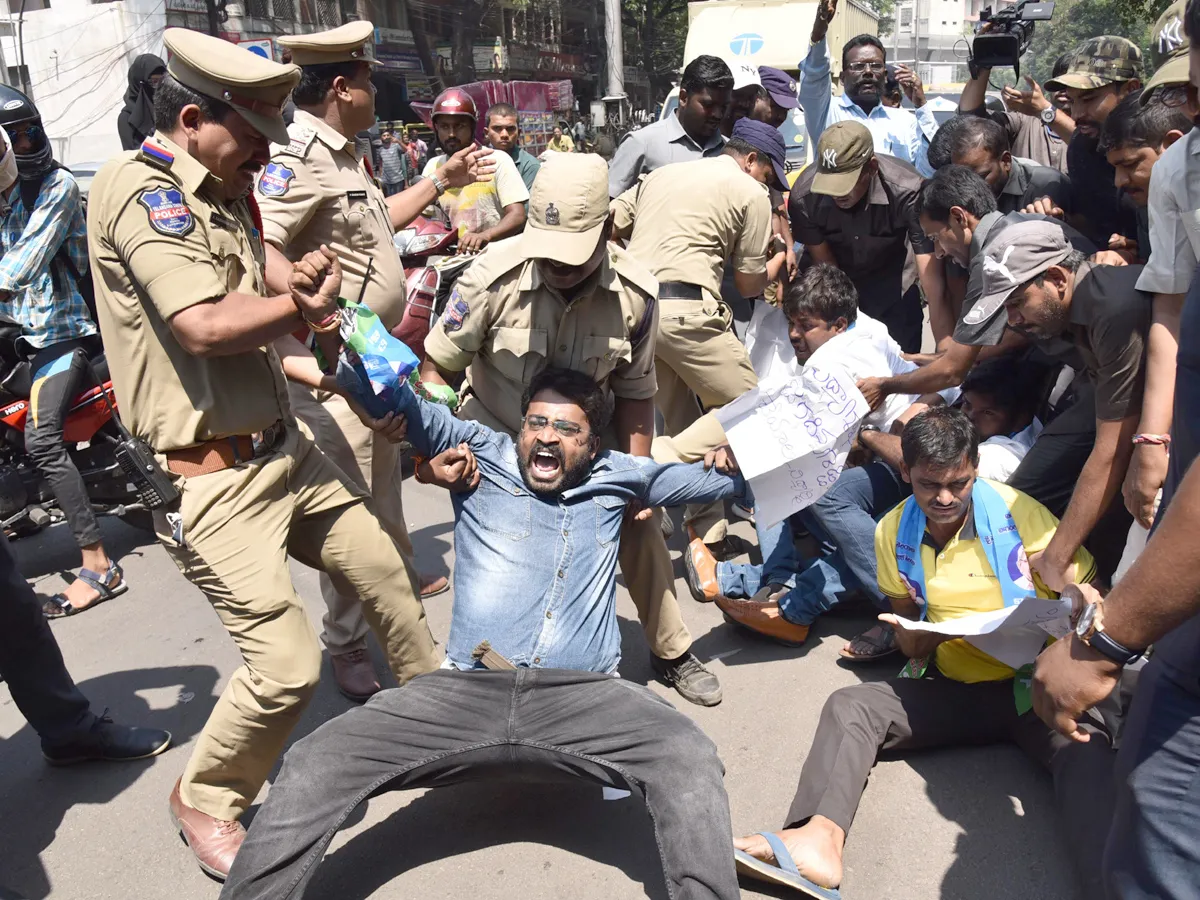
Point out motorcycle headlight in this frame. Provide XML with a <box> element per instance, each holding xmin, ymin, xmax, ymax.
<box><xmin>393</xmin><ymin>229</ymin><xmax>416</xmax><ymax>255</ymax></box>
<box><xmin>406</xmin><ymin>232</ymin><xmax>451</xmax><ymax>255</ymax></box>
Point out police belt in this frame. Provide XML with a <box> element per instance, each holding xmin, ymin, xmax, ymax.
<box><xmin>163</xmin><ymin>420</ymin><xmax>286</xmax><ymax>477</ymax></box>
<box><xmin>657</xmin><ymin>282</ymin><xmax>704</xmax><ymax>301</ymax></box>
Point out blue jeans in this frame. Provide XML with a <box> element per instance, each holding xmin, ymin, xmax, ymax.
<box><xmin>717</xmin><ymin>463</ymin><xmax>909</xmax><ymax>626</ymax></box>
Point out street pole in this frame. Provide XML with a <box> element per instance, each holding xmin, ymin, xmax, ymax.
<box><xmin>603</xmin><ymin>0</ymin><xmax>624</xmax><ymax>99</ymax></box>
<box><xmin>204</xmin><ymin>0</ymin><xmax>220</xmax><ymax>36</ymax></box>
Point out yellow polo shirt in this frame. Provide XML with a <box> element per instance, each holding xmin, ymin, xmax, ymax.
<box><xmin>875</xmin><ymin>480</ymin><xmax>1097</xmax><ymax>684</ymax></box>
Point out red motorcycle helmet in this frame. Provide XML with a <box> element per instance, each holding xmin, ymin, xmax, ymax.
<box><xmin>431</xmin><ymin>88</ymin><xmax>477</xmax><ymax>127</ymax></box>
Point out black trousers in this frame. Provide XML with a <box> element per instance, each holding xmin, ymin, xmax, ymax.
<box><xmin>785</xmin><ymin>673</ymin><xmax>1117</xmax><ymax>898</ymax></box>
<box><xmin>0</xmin><ymin>531</ymin><xmax>95</xmax><ymax>744</ymax></box>
<box><xmin>25</xmin><ymin>339</ymin><xmax>103</xmax><ymax>548</ymax></box>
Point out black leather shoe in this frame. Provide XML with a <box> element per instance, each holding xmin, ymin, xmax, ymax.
<box><xmin>652</xmin><ymin>653</ymin><xmax>723</xmax><ymax>707</ymax></box>
<box><xmin>42</xmin><ymin>711</ymin><xmax>171</xmax><ymax>766</ymax></box>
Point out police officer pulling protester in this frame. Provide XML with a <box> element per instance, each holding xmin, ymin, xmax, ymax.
<box><xmin>1043</xmin><ymin>37</ymin><xmax>1144</xmax><ymax>251</ymax></box>
<box><xmin>417</xmin><ymin>154</ymin><xmax>724</xmax><ymax>707</ymax></box>
<box><xmin>0</xmin><ymin>86</ymin><xmax>128</xmax><ymax>619</ymax></box>
<box><xmin>800</xmin><ymin>0</ymin><xmax>939</xmax><ymax>176</ymax></box>
<box><xmin>789</xmin><ymin>120</ymin><xmax>947</xmax><ymax>352</ymax></box>
<box><xmin>612</xmin><ymin>118</ymin><xmax>786</xmax><ymax>557</ymax></box>
<box><xmin>423</xmin><ymin>88</ymin><xmax>528</xmax><ymax>255</ymax></box>
<box><xmin>86</xmin><ymin>29</ymin><xmax>440</xmax><ymax>879</ymax></box>
<box><xmin>608</xmin><ymin>55</ymin><xmax>733</xmax><ymax>197</ymax></box>
<box><xmin>255</xmin><ymin>21</ymin><xmax>486</xmax><ymax>702</ymax></box>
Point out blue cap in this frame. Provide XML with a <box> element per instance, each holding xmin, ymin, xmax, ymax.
<box><xmin>757</xmin><ymin>66</ymin><xmax>799</xmax><ymax>110</ymax></box>
<box><xmin>731</xmin><ymin>117</ymin><xmax>788</xmax><ymax>190</ymax></box>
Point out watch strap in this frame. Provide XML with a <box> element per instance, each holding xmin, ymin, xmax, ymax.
<box><xmin>1086</xmin><ymin>629</ymin><xmax>1143</xmax><ymax>666</ymax></box>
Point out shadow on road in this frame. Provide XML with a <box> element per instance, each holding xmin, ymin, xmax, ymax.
<box><xmin>306</xmin><ymin>779</ymin><xmax>670</xmax><ymax>900</ymax></box>
<box><xmin>8</xmin><ymin>519</ymin><xmax>158</xmax><ymax>585</ymax></box>
<box><xmin>0</xmin><ymin>664</ymin><xmax>220</xmax><ymax>900</ymax></box>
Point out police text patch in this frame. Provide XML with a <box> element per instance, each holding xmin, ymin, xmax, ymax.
<box><xmin>258</xmin><ymin>163</ymin><xmax>295</xmax><ymax>198</ymax></box>
<box><xmin>138</xmin><ymin>187</ymin><xmax>194</xmax><ymax>238</ymax></box>
<box><xmin>441</xmin><ymin>291</ymin><xmax>470</xmax><ymax>333</ymax></box>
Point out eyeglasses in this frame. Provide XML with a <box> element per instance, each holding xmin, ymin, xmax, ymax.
<box><xmin>845</xmin><ymin>62</ymin><xmax>887</xmax><ymax>74</ymax></box>
<box><xmin>522</xmin><ymin>414</ymin><xmax>585</xmax><ymax>438</ymax></box>
<box><xmin>8</xmin><ymin>123</ymin><xmax>41</xmax><ymax>142</ymax></box>
<box><xmin>1156</xmin><ymin>84</ymin><xmax>1191</xmax><ymax>109</ymax></box>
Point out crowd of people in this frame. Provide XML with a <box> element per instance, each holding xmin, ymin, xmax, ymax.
<box><xmin>0</xmin><ymin>4</ymin><xmax>1199</xmax><ymax>899</ymax></box>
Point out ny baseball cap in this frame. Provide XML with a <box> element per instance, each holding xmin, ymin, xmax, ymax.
<box><xmin>517</xmin><ymin>153</ymin><xmax>609</xmax><ymax>266</ymax></box>
<box><xmin>758</xmin><ymin>66</ymin><xmax>799</xmax><ymax>109</ymax></box>
<box><xmin>971</xmin><ymin>219</ymin><xmax>1073</xmax><ymax>326</ymax></box>
<box><xmin>731</xmin><ymin>117</ymin><xmax>788</xmax><ymax>190</ymax></box>
<box><xmin>1044</xmin><ymin>36</ymin><xmax>1142</xmax><ymax>91</ymax></box>
<box><xmin>811</xmin><ymin>121</ymin><xmax>873</xmax><ymax>196</ymax></box>
<box><xmin>1142</xmin><ymin>0</ymin><xmax>1190</xmax><ymax>101</ymax></box>
<box><xmin>724</xmin><ymin>58</ymin><xmax>762</xmax><ymax>91</ymax></box>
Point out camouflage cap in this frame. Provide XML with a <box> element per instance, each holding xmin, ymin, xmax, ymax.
<box><xmin>1142</xmin><ymin>0</ymin><xmax>1189</xmax><ymax>101</ymax></box>
<box><xmin>1044</xmin><ymin>36</ymin><xmax>1143</xmax><ymax>91</ymax></box>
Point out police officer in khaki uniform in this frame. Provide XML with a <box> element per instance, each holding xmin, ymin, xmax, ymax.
<box><xmin>417</xmin><ymin>153</ymin><xmax>722</xmax><ymax>706</ymax></box>
<box><xmin>611</xmin><ymin>117</ymin><xmax>785</xmax><ymax>558</ymax></box>
<box><xmin>255</xmin><ymin>22</ymin><xmax>488</xmax><ymax>702</ymax></box>
<box><xmin>86</xmin><ymin>29</ymin><xmax>439</xmax><ymax>879</ymax></box>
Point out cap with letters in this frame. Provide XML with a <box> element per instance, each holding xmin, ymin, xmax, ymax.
<box><xmin>516</xmin><ymin>154</ymin><xmax>609</xmax><ymax>265</ymax></box>
<box><xmin>163</xmin><ymin>28</ymin><xmax>299</xmax><ymax>145</ymax></box>
<box><xmin>724</xmin><ymin>58</ymin><xmax>762</xmax><ymax>91</ymax></box>
<box><xmin>811</xmin><ymin>121</ymin><xmax>873</xmax><ymax>197</ymax></box>
<box><xmin>972</xmin><ymin>219</ymin><xmax>1072</xmax><ymax>326</ymax></box>
<box><xmin>758</xmin><ymin>66</ymin><xmax>799</xmax><ymax>110</ymax></box>
<box><xmin>1142</xmin><ymin>0</ymin><xmax>1189</xmax><ymax>101</ymax></box>
<box><xmin>1044</xmin><ymin>36</ymin><xmax>1142</xmax><ymax>91</ymax></box>
<box><xmin>279</xmin><ymin>21</ymin><xmax>377</xmax><ymax>68</ymax></box>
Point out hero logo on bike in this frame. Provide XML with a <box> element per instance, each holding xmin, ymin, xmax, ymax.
<box><xmin>138</xmin><ymin>186</ymin><xmax>195</xmax><ymax>238</ymax></box>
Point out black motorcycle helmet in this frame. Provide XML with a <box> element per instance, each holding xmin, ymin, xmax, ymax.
<box><xmin>0</xmin><ymin>84</ymin><xmax>53</xmax><ymax>180</ymax></box>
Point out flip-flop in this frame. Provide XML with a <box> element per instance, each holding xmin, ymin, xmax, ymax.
<box><xmin>838</xmin><ymin>623</ymin><xmax>898</xmax><ymax>662</ymax></box>
<box><xmin>734</xmin><ymin>832</ymin><xmax>842</xmax><ymax>899</ymax></box>
<box><xmin>42</xmin><ymin>562</ymin><xmax>128</xmax><ymax>619</ymax></box>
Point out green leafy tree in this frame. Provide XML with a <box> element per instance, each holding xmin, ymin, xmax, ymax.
<box><xmin>622</xmin><ymin>0</ymin><xmax>690</xmax><ymax>100</ymax></box>
<box><xmin>1019</xmin><ymin>0</ymin><xmax>1156</xmax><ymax>86</ymax></box>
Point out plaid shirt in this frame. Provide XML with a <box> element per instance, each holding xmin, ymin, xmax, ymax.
<box><xmin>0</xmin><ymin>168</ymin><xmax>94</xmax><ymax>349</ymax></box>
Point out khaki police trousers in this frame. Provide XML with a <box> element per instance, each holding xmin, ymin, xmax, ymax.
<box><xmin>654</xmin><ymin>296</ymin><xmax>757</xmax><ymax>544</ymax></box>
<box><xmin>459</xmin><ymin>393</ymin><xmax>692</xmax><ymax>662</ymax></box>
<box><xmin>158</xmin><ymin>426</ymin><xmax>440</xmax><ymax>822</ymax></box>
<box><xmin>289</xmin><ymin>385</ymin><xmax>413</xmax><ymax>655</ymax></box>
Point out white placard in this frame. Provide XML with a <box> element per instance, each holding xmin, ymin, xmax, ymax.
<box><xmin>715</xmin><ymin>364</ymin><xmax>869</xmax><ymax>529</ymax></box>
<box><xmin>893</xmin><ymin>596</ymin><xmax>1073</xmax><ymax>668</ymax></box>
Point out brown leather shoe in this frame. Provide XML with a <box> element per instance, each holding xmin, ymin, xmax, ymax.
<box><xmin>330</xmin><ymin>649</ymin><xmax>381</xmax><ymax>701</ymax></box>
<box><xmin>716</xmin><ymin>595</ymin><xmax>810</xmax><ymax>647</ymax></box>
<box><xmin>419</xmin><ymin>573</ymin><xmax>450</xmax><ymax>598</ymax></box>
<box><xmin>168</xmin><ymin>779</ymin><xmax>245</xmax><ymax>881</ymax></box>
<box><xmin>683</xmin><ymin>527</ymin><xmax>720</xmax><ymax>602</ymax></box>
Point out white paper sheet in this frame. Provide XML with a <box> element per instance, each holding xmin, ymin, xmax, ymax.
<box><xmin>894</xmin><ymin>596</ymin><xmax>1073</xmax><ymax>668</ymax></box>
<box><xmin>715</xmin><ymin>364</ymin><xmax>869</xmax><ymax>528</ymax></box>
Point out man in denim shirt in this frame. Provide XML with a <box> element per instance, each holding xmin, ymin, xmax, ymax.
<box><xmin>221</xmin><ymin>367</ymin><xmax>746</xmax><ymax>900</ymax></box>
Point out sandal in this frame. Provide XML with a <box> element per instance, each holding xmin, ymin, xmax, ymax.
<box><xmin>734</xmin><ymin>832</ymin><xmax>842</xmax><ymax>899</ymax></box>
<box><xmin>838</xmin><ymin>622</ymin><xmax>898</xmax><ymax>662</ymax></box>
<box><xmin>42</xmin><ymin>562</ymin><xmax>128</xmax><ymax>619</ymax></box>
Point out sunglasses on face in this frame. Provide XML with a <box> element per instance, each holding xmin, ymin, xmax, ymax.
<box><xmin>8</xmin><ymin>124</ymin><xmax>42</xmax><ymax>142</ymax></box>
<box><xmin>522</xmin><ymin>415</ymin><xmax>586</xmax><ymax>438</ymax></box>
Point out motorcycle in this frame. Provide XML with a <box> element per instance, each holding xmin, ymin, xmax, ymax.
<box><xmin>0</xmin><ymin>323</ymin><xmax>152</xmax><ymax>538</ymax></box>
<box><xmin>391</xmin><ymin>205</ymin><xmax>477</xmax><ymax>362</ymax></box>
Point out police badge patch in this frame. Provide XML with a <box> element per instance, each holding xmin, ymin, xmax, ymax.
<box><xmin>258</xmin><ymin>163</ymin><xmax>295</xmax><ymax>198</ymax></box>
<box><xmin>441</xmin><ymin>291</ymin><xmax>470</xmax><ymax>333</ymax></box>
<box><xmin>544</xmin><ymin>202</ymin><xmax>560</xmax><ymax>226</ymax></box>
<box><xmin>138</xmin><ymin>186</ymin><xmax>194</xmax><ymax>237</ymax></box>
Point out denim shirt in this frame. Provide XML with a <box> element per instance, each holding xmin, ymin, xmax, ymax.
<box><xmin>798</xmin><ymin>38</ymin><xmax>938</xmax><ymax>177</ymax></box>
<box><xmin>396</xmin><ymin>386</ymin><xmax>745</xmax><ymax>673</ymax></box>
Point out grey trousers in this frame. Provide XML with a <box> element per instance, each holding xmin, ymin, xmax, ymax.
<box><xmin>220</xmin><ymin>668</ymin><xmax>739</xmax><ymax>900</ymax></box>
<box><xmin>786</xmin><ymin>673</ymin><xmax>1117</xmax><ymax>899</ymax></box>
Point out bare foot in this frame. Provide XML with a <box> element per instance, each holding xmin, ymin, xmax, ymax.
<box><xmin>734</xmin><ymin>819</ymin><xmax>845</xmax><ymax>889</ymax></box>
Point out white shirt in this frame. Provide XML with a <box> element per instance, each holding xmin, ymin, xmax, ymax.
<box><xmin>977</xmin><ymin>419</ymin><xmax>1043</xmax><ymax>483</ymax></box>
<box><xmin>1136</xmin><ymin>129</ymin><xmax>1200</xmax><ymax>295</ymax></box>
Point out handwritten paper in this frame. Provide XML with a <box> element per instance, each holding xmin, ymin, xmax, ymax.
<box><xmin>715</xmin><ymin>364</ymin><xmax>869</xmax><ymax>528</ymax></box>
<box><xmin>894</xmin><ymin>596</ymin><xmax>1073</xmax><ymax>668</ymax></box>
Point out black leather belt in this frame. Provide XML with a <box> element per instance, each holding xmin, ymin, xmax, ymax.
<box><xmin>657</xmin><ymin>281</ymin><xmax>703</xmax><ymax>301</ymax></box>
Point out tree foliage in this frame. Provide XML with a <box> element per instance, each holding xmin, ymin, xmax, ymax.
<box><xmin>1015</xmin><ymin>0</ymin><xmax>1158</xmax><ymax>86</ymax></box>
<box><xmin>622</xmin><ymin>0</ymin><xmax>690</xmax><ymax>99</ymax></box>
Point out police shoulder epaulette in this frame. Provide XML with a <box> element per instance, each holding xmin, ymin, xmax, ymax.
<box><xmin>277</xmin><ymin>126</ymin><xmax>316</xmax><ymax>159</ymax></box>
<box><xmin>137</xmin><ymin>140</ymin><xmax>175</xmax><ymax>171</ymax></box>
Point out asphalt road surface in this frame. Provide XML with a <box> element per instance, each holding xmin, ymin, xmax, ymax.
<box><xmin>0</xmin><ymin>478</ymin><xmax>1076</xmax><ymax>900</ymax></box>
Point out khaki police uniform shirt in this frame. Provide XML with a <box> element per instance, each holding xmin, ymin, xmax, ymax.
<box><xmin>86</xmin><ymin>133</ymin><xmax>290</xmax><ymax>452</ymax></box>
<box><xmin>255</xmin><ymin>109</ymin><xmax>407</xmax><ymax>328</ymax></box>
<box><xmin>423</xmin><ymin>236</ymin><xmax>659</xmax><ymax>434</ymax></box>
<box><xmin>611</xmin><ymin>155</ymin><xmax>771</xmax><ymax>303</ymax></box>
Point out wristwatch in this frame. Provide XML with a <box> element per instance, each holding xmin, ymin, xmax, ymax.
<box><xmin>1075</xmin><ymin>600</ymin><xmax>1144</xmax><ymax>666</ymax></box>
<box><xmin>1040</xmin><ymin>106</ymin><xmax>1057</xmax><ymax>125</ymax></box>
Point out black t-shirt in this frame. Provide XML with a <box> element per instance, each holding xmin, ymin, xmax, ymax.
<box><xmin>1066</xmin><ymin>134</ymin><xmax>1140</xmax><ymax>246</ymax></box>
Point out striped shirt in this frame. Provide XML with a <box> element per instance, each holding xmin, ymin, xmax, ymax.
<box><xmin>0</xmin><ymin>167</ymin><xmax>94</xmax><ymax>349</ymax></box>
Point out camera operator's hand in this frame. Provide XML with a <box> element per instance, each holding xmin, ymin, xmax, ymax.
<box><xmin>1002</xmin><ymin>75</ymin><xmax>1052</xmax><ymax>117</ymax></box>
<box><xmin>811</xmin><ymin>0</ymin><xmax>837</xmax><ymax>43</ymax></box>
<box><xmin>893</xmin><ymin>63</ymin><xmax>926</xmax><ymax>108</ymax></box>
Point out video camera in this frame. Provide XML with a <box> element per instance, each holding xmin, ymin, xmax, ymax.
<box><xmin>970</xmin><ymin>0</ymin><xmax>1055</xmax><ymax>79</ymax></box>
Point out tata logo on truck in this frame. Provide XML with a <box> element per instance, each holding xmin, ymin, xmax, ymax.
<box><xmin>729</xmin><ymin>33</ymin><xmax>764</xmax><ymax>56</ymax></box>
